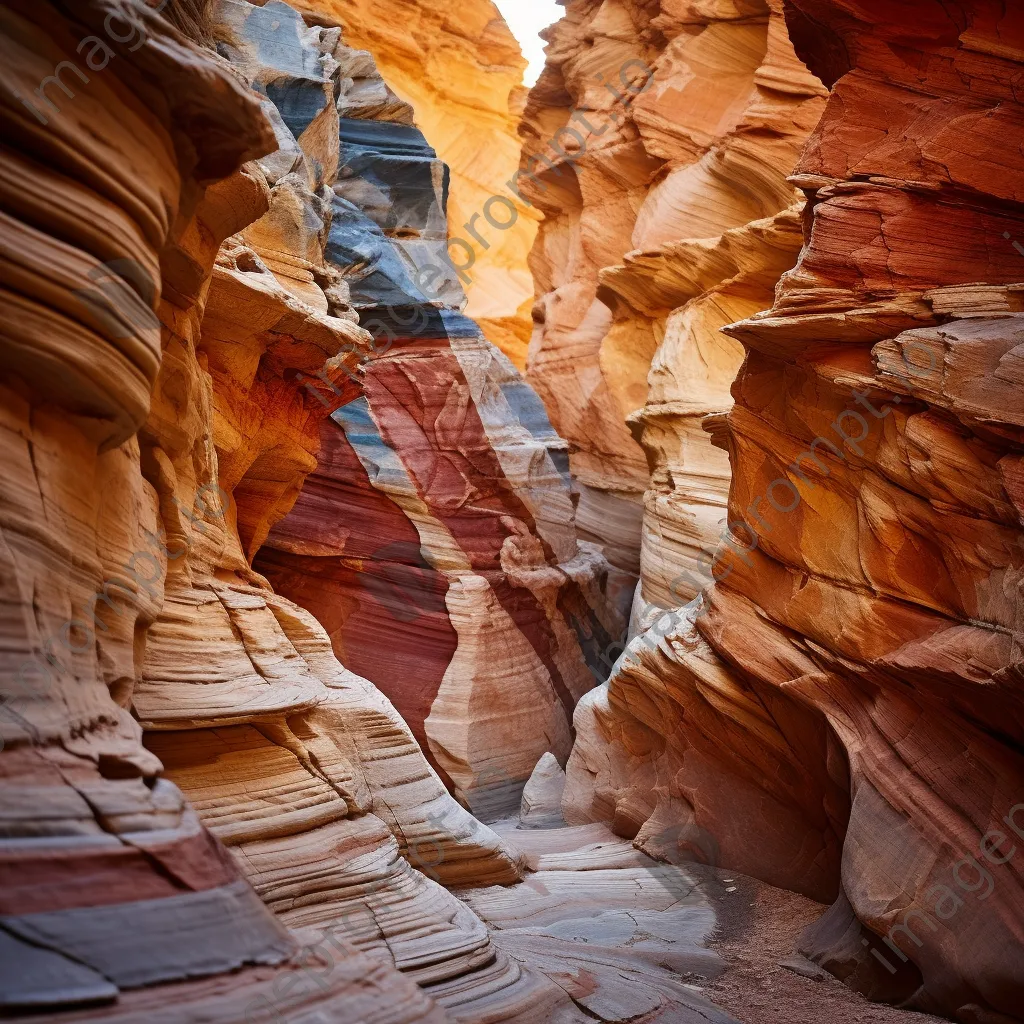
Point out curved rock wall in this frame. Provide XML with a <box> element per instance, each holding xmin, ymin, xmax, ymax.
<box><xmin>519</xmin><ymin>0</ymin><xmax>827</xmax><ymax>611</ymax></box>
<box><xmin>1</xmin><ymin>3</ymin><xmax>740</xmax><ymax>1020</ymax></box>
<box><xmin>249</xmin><ymin>2</ymin><xmax>626</xmax><ymax>820</ymax></box>
<box><xmin>0</xmin><ymin>1</ymin><xmax>439</xmax><ymax>1019</ymax></box>
<box><xmin>6</xmin><ymin>0</ymin><xmax>1020</xmax><ymax>1020</ymax></box>
<box><xmin>545</xmin><ymin>0</ymin><xmax>1024</xmax><ymax>1020</ymax></box>
<box><xmin>0</xmin><ymin>1</ymin><xmax>592</xmax><ymax>1019</ymax></box>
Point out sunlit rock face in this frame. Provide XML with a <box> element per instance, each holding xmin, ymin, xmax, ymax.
<box><xmin>0</xmin><ymin>1</ymin><xmax>438</xmax><ymax>1019</ymax></box>
<box><xmin>289</xmin><ymin>0</ymin><xmax>541</xmax><ymax>368</ymax></box>
<box><xmin>249</xmin><ymin>1</ymin><xmax>625</xmax><ymax>821</ymax></box>
<box><xmin>552</xmin><ymin>0</ymin><xmax>1024</xmax><ymax>1020</ymax></box>
<box><xmin>519</xmin><ymin>0</ymin><xmax>827</xmax><ymax>614</ymax></box>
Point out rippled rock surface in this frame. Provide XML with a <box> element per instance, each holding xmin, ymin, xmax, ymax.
<box><xmin>547</xmin><ymin>1</ymin><xmax>1024</xmax><ymax>1020</ymax></box>
<box><xmin>0</xmin><ymin>1</ymin><xmax>440</xmax><ymax>1019</ymax></box>
<box><xmin>250</xmin><ymin>2</ymin><xmax>625</xmax><ymax>821</ymax></box>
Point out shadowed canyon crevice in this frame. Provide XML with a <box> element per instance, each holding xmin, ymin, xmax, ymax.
<box><xmin>0</xmin><ymin>0</ymin><xmax>1021</xmax><ymax>1023</ymax></box>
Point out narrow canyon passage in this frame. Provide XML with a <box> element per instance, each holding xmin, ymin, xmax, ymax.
<box><xmin>0</xmin><ymin>1</ymin><xmax>1020</xmax><ymax>1023</ymax></box>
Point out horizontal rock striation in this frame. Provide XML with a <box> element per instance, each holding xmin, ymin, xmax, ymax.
<box><xmin>0</xmin><ymin>1</ymin><xmax>438</xmax><ymax>1019</ymax></box>
<box><xmin>518</xmin><ymin>0</ymin><xmax>827</xmax><ymax>613</ymax></box>
<box><xmin>251</xmin><ymin>1</ymin><xmax>626</xmax><ymax>821</ymax></box>
<box><xmin>0</xmin><ymin>1</ymin><xmax>577</xmax><ymax>1019</ymax></box>
<box><xmin>555</xmin><ymin>0</ymin><xmax>1024</xmax><ymax>1020</ymax></box>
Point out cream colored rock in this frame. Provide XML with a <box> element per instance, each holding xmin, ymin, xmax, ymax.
<box><xmin>520</xmin><ymin>752</ymin><xmax>568</xmax><ymax>829</ymax></box>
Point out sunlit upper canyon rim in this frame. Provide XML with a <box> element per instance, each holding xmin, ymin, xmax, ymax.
<box><xmin>0</xmin><ymin>1</ymin><xmax>1020</xmax><ymax>1023</ymax></box>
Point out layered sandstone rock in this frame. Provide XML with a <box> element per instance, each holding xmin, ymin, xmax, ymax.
<box><xmin>520</xmin><ymin>751</ymin><xmax>568</xmax><ymax>829</ymax></box>
<box><xmin>296</xmin><ymin>0</ymin><xmax>540</xmax><ymax>367</ymax></box>
<box><xmin>250</xmin><ymin>2</ymin><xmax>626</xmax><ymax>821</ymax></box>
<box><xmin>0</xmin><ymin>1</ymin><xmax>437</xmax><ymax>1019</ymax></box>
<box><xmin>1</xmin><ymin>2</ymin><xmax>738</xmax><ymax>1022</ymax></box>
<box><xmin>0</xmin><ymin>1</ymin><xmax>557</xmax><ymax>1019</ymax></box>
<box><xmin>520</xmin><ymin>0</ymin><xmax>828</xmax><ymax>613</ymax></box>
<box><xmin>555</xmin><ymin>1</ymin><xmax>1024</xmax><ymax>1020</ymax></box>
<box><xmin>126</xmin><ymin>5</ymin><xmax>599</xmax><ymax>1020</ymax></box>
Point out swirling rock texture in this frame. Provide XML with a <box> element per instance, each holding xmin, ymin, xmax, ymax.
<box><xmin>0</xmin><ymin>0</ymin><xmax>735</xmax><ymax>1013</ymax></box>
<box><xmin>6</xmin><ymin>0</ymin><xmax>1019</xmax><ymax>1021</ymax></box>
<box><xmin>2</xmin><ymin>1</ymin><xmax>690</xmax><ymax>1021</ymax></box>
<box><xmin>250</xmin><ymin>4</ymin><xmax>626</xmax><ymax>821</ymax></box>
<box><xmin>0</xmin><ymin>0</ymin><xmax>440</xmax><ymax>1019</ymax></box>
<box><xmin>519</xmin><ymin>0</ymin><xmax>828</xmax><ymax>615</ymax></box>
<box><xmin>291</xmin><ymin>0</ymin><xmax>542</xmax><ymax>368</ymax></box>
<box><xmin>0</xmin><ymin>0</ymin><xmax>567</xmax><ymax>1020</ymax></box>
<box><xmin>548</xmin><ymin>0</ymin><xmax>1024</xmax><ymax>1021</ymax></box>
<box><xmin>129</xmin><ymin>3</ymin><xmax>593</xmax><ymax>1020</ymax></box>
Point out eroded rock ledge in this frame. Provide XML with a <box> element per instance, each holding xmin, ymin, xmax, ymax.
<box><xmin>543</xmin><ymin>1</ymin><xmax>1024</xmax><ymax>1021</ymax></box>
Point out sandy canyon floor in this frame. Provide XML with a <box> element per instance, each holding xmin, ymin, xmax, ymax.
<box><xmin>460</xmin><ymin>818</ymin><xmax>949</xmax><ymax>1024</ymax></box>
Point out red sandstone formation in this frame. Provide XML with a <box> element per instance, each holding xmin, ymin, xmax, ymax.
<box><xmin>553</xmin><ymin>1</ymin><xmax>1024</xmax><ymax>1020</ymax></box>
<box><xmin>0</xmin><ymin>1</ymin><xmax>523</xmax><ymax>1018</ymax></box>
<box><xmin>0</xmin><ymin>1</ymin><xmax>437</xmax><ymax>1018</ymax></box>
<box><xmin>3</xmin><ymin>0</ymin><xmax>1021</xmax><ymax>1021</ymax></box>
<box><xmin>250</xmin><ymin>2</ymin><xmax>627</xmax><ymax>820</ymax></box>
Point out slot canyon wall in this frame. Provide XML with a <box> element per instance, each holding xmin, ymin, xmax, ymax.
<box><xmin>519</xmin><ymin>0</ymin><xmax>829</xmax><ymax>608</ymax></box>
<box><xmin>0</xmin><ymin>0</ymin><xmax>622</xmax><ymax>1019</ymax></box>
<box><xmin>236</xmin><ymin>0</ymin><xmax>624</xmax><ymax>819</ymax></box>
<box><xmin>0</xmin><ymin>1</ymin><xmax>443</xmax><ymax>1018</ymax></box>
<box><xmin>522</xmin><ymin>0</ymin><xmax>1024</xmax><ymax>1021</ymax></box>
<box><xmin>2</xmin><ymin>0</ymin><xmax>1022</xmax><ymax>1021</ymax></box>
<box><xmin>297</xmin><ymin>0</ymin><xmax>541</xmax><ymax>367</ymax></box>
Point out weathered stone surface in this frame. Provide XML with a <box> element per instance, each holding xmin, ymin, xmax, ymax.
<box><xmin>0</xmin><ymin>2</ymin><xmax>532</xmax><ymax>1019</ymax></box>
<box><xmin>0</xmin><ymin>1</ymin><xmax>438</xmax><ymax>1019</ymax></box>
<box><xmin>520</xmin><ymin>751</ymin><xmax>567</xmax><ymax>829</ymax></box>
<box><xmin>551</xmin><ymin>1</ymin><xmax>1024</xmax><ymax>1020</ymax></box>
<box><xmin>463</xmin><ymin>818</ymin><xmax>739</xmax><ymax>1023</ymax></box>
<box><xmin>520</xmin><ymin>0</ymin><xmax>827</xmax><ymax>613</ymax></box>
<box><xmin>10</xmin><ymin>0</ymin><xmax>1018</xmax><ymax>1020</ymax></box>
<box><xmin>298</xmin><ymin>0</ymin><xmax>541</xmax><ymax>367</ymax></box>
<box><xmin>253</xmin><ymin>8</ymin><xmax>627</xmax><ymax>820</ymax></box>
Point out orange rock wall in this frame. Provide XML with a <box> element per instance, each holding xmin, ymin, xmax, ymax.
<box><xmin>540</xmin><ymin>0</ymin><xmax>1024</xmax><ymax>1019</ymax></box>
<box><xmin>519</xmin><ymin>0</ymin><xmax>827</xmax><ymax>606</ymax></box>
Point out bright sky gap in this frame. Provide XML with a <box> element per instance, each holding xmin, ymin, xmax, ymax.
<box><xmin>492</xmin><ymin>0</ymin><xmax>562</xmax><ymax>86</ymax></box>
